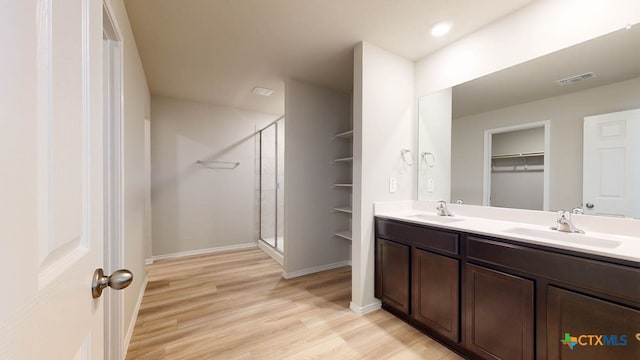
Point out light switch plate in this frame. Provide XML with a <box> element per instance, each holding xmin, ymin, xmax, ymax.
<box><xmin>389</xmin><ymin>177</ymin><xmax>397</xmax><ymax>193</ymax></box>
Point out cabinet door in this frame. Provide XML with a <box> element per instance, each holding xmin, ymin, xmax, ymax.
<box><xmin>465</xmin><ymin>264</ymin><xmax>534</xmax><ymax>360</ymax></box>
<box><xmin>412</xmin><ymin>248</ymin><xmax>459</xmax><ymax>342</ymax></box>
<box><xmin>547</xmin><ymin>286</ymin><xmax>640</xmax><ymax>360</ymax></box>
<box><xmin>375</xmin><ymin>238</ymin><xmax>410</xmax><ymax>315</ymax></box>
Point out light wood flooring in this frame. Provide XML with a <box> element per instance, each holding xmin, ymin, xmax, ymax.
<box><xmin>126</xmin><ymin>247</ymin><xmax>463</xmax><ymax>360</ymax></box>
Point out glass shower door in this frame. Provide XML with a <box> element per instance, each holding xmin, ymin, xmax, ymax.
<box><xmin>259</xmin><ymin>120</ymin><xmax>284</xmax><ymax>252</ymax></box>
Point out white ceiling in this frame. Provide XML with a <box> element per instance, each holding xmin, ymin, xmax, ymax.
<box><xmin>124</xmin><ymin>0</ymin><xmax>533</xmax><ymax>115</ymax></box>
<box><xmin>453</xmin><ymin>25</ymin><xmax>640</xmax><ymax>118</ymax></box>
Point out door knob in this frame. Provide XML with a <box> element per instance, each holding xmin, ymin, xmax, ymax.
<box><xmin>585</xmin><ymin>203</ymin><xmax>594</xmax><ymax>209</ymax></box>
<box><xmin>92</xmin><ymin>268</ymin><xmax>133</xmax><ymax>298</ymax></box>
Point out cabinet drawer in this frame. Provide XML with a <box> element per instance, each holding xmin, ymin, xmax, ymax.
<box><xmin>466</xmin><ymin>236</ymin><xmax>640</xmax><ymax>304</ymax></box>
<box><xmin>376</xmin><ymin>218</ymin><xmax>459</xmax><ymax>255</ymax></box>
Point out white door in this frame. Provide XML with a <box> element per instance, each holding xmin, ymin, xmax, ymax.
<box><xmin>1</xmin><ymin>1</ymin><xmax>106</xmax><ymax>359</ymax></box>
<box><xmin>583</xmin><ymin>109</ymin><xmax>640</xmax><ymax>218</ymax></box>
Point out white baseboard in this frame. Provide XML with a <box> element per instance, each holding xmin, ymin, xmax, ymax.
<box><xmin>257</xmin><ymin>240</ymin><xmax>283</xmax><ymax>265</ymax></box>
<box><xmin>144</xmin><ymin>258</ymin><xmax>154</xmax><ymax>265</ymax></box>
<box><xmin>151</xmin><ymin>242</ymin><xmax>257</xmax><ymax>261</ymax></box>
<box><xmin>123</xmin><ymin>276</ymin><xmax>148</xmax><ymax>357</ymax></box>
<box><xmin>349</xmin><ymin>299</ymin><xmax>382</xmax><ymax>315</ymax></box>
<box><xmin>281</xmin><ymin>260</ymin><xmax>351</xmax><ymax>279</ymax></box>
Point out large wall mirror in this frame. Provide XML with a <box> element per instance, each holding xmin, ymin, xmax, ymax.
<box><xmin>418</xmin><ymin>25</ymin><xmax>640</xmax><ymax>218</ymax></box>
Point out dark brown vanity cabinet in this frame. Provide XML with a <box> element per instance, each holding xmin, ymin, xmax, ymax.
<box><xmin>412</xmin><ymin>248</ymin><xmax>460</xmax><ymax>343</ymax></box>
<box><xmin>375</xmin><ymin>219</ymin><xmax>461</xmax><ymax>344</ymax></box>
<box><xmin>546</xmin><ymin>286</ymin><xmax>640</xmax><ymax>360</ymax></box>
<box><xmin>465</xmin><ymin>264</ymin><xmax>534</xmax><ymax>360</ymax></box>
<box><xmin>374</xmin><ymin>217</ymin><xmax>640</xmax><ymax>360</ymax></box>
<box><xmin>375</xmin><ymin>238</ymin><xmax>410</xmax><ymax>315</ymax></box>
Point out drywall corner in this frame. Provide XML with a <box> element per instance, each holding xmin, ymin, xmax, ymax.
<box><xmin>351</xmin><ymin>42</ymin><xmax>415</xmax><ymax>310</ymax></box>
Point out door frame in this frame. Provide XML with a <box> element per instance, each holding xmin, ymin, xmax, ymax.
<box><xmin>103</xmin><ymin>3</ymin><xmax>125</xmax><ymax>359</ymax></box>
<box><xmin>482</xmin><ymin>120</ymin><xmax>550</xmax><ymax>210</ymax></box>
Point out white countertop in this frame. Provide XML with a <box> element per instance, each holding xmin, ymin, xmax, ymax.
<box><xmin>374</xmin><ymin>201</ymin><xmax>640</xmax><ymax>264</ymax></box>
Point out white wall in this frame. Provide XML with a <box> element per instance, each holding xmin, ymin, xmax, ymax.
<box><xmin>452</xmin><ymin>76</ymin><xmax>640</xmax><ymax>210</ymax></box>
<box><xmin>283</xmin><ymin>79</ymin><xmax>352</xmax><ymax>276</ymax></box>
<box><xmin>151</xmin><ymin>96</ymin><xmax>277</xmax><ymax>256</ymax></box>
<box><xmin>105</xmin><ymin>0</ymin><xmax>151</xmax><ymax>348</ymax></box>
<box><xmin>352</xmin><ymin>42</ymin><xmax>415</xmax><ymax>312</ymax></box>
<box><xmin>417</xmin><ymin>89</ymin><xmax>451</xmax><ymax>201</ymax></box>
<box><xmin>144</xmin><ymin>118</ymin><xmax>152</xmax><ymax>261</ymax></box>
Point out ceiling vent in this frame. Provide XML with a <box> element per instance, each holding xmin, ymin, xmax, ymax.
<box><xmin>555</xmin><ymin>72</ymin><xmax>596</xmax><ymax>86</ymax></box>
<box><xmin>252</xmin><ymin>87</ymin><xmax>273</xmax><ymax>96</ymax></box>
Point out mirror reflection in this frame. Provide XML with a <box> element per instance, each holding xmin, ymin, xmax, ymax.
<box><xmin>419</xmin><ymin>26</ymin><xmax>640</xmax><ymax>218</ymax></box>
<box><xmin>488</xmin><ymin>124</ymin><xmax>546</xmax><ymax>211</ymax></box>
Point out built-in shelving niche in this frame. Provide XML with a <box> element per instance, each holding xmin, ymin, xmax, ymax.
<box><xmin>332</xmin><ymin>129</ymin><xmax>353</xmax><ymax>241</ymax></box>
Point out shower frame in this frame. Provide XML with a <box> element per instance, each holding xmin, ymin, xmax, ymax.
<box><xmin>258</xmin><ymin>117</ymin><xmax>284</xmax><ymax>253</ymax></box>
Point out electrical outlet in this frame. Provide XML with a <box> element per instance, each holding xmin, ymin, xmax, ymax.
<box><xmin>427</xmin><ymin>178</ymin><xmax>434</xmax><ymax>193</ymax></box>
<box><xmin>389</xmin><ymin>177</ymin><xmax>397</xmax><ymax>193</ymax></box>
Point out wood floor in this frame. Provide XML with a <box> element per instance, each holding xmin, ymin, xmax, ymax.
<box><xmin>126</xmin><ymin>247</ymin><xmax>463</xmax><ymax>360</ymax></box>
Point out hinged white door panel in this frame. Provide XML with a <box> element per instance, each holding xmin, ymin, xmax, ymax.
<box><xmin>0</xmin><ymin>0</ymin><xmax>104</xmax><ymax>359</ymax></box>
<box><xmin>583</xmin><ymin>109</ymin><xmax>640</xmax><ymax>218</ymax></box>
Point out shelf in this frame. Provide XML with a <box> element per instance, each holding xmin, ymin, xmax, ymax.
<box><xmin>333</xmin><ymin>231</ymin><xmax>352</xmax><ymax>241</ymax></box>
<box><xmin>334</xmin><ymin>130</ymin><xmax>353</xmax><ymax>139</ymax></box>
<box><xmin>492</xmin><ymin>165</ymin><xmax>544</xmax><ymax>173</ymax></box>
<box><xmin>333</xmin><ymin>207</ymin><xmax>352</xmax><ymax>214</ymax></box>
<box><xmin>491</xmin><ymin>151</ymin><xmax>544</xmax><ymax>160</ymax></box>
<box><xmin>332</xmin><ymin>127</ymin><xmax>352</xmax><ymax>246</ymax></box>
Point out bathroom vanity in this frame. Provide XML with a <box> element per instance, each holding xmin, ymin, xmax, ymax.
<box><xmin>374</xmin><ymin>209</ymin><xmax>640</xmax><ymax>360</ymax></box>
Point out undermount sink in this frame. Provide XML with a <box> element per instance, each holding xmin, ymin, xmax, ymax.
<box><xmin>504</xmin><ymin>227</ymin><xmax>622</xmax><ymax>249</ymax></box>
<box><xmin>407</xmin><ymin>214</ymin><xmax>464</xmax><ymax>224</ymax></box>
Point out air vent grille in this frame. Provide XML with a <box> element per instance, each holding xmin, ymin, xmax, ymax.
<box><xmin>252</xmin><ymin>87</ymin><xmax>273</xmax><ymax>96</ymax></box>
<box><xmin>555</xmin><ymin>72</ymin><xmax>596</xmax><ymax>86</ymax></box>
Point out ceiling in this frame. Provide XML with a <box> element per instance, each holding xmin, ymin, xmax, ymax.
<box><xmin>124</xmin><ymin>0</ymin><xmax>533</xmax><ymax>115</ymax></box>
<box><xmin>453</xmin><ymin>24</ymin><xmax>640</xmax><ymax>118</ymax></box>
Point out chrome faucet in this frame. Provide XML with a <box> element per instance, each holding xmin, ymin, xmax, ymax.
<box><xmin>436</xmin><ymin>200</ymin><xmax>454</xmax><ymax>217</ymax></box>
<box><xmin>551</xmin><ymin>210</ymin><xmax>584</xmax><ymax>234</ymax></box>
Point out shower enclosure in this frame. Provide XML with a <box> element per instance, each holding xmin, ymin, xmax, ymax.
<box><xmin>259</xmin><ymin>118</ymin><xmax>284</xmax><ymax>252</ymax></box>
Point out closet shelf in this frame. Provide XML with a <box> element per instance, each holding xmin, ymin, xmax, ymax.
<box><xmin>492</xmin><ymin>166</ymin><xmax>544</xmax><ymax>173</ymax></box>
<box><xmin>491</xmin><ymin>151</ymin><xmax>544</xmax><ymax>160</ymax></box>
<box><xmin>195</xmin><ymin>160</ymin><xmax>240</xmax><ymax>169</ymax></box>
<box><xmin>334</xmin><ymin>130</ymin><xmax>353</xmax><ymax>139</ymax></box>
<box><xmin>333</xmin><ymin>231</ymin><xmax>352</xmax><ymax>241</ymax></box>
<box><xmin>333</xmin><ymin>157</ymin><xmax>353</xmax><ymax>163</ymax></box>
<box><xmin>333</xmin><ymin>183</ymin><xmax>353</xmax><ymax>188</ymax></box>
<box><xmin>333</xmin><ymin>207</ymin><xmax>352</xmax><ymax>214</ymax></box>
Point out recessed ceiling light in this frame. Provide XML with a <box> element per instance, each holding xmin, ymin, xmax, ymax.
<box><xmin>431</xmin><ymin>22</ymin><xmax>452</xmax><ymax>37</ymax></box>
<box><xmin>252</xmin><ymin>87</ymin><xmax>273</xmax><ymax>96</ymax></box>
